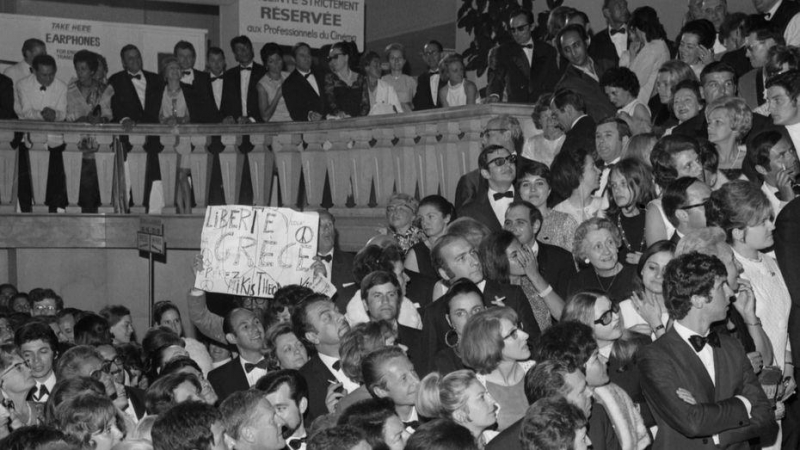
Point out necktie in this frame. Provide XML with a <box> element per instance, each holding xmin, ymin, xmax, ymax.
<box><xmin>244</xmin><ymin>359</ymin><xmax>268</xmax><ymax>373</ymax></box>
<box><xmin>128</xmin><ymin>73</ymin><xmax>142</xmax><ymax>80</ymax></box>
<box><xmin>493</xmin><ymin>191</ymin><xmax>513</xmax><ymax>200</ymax></box>
<box><xmin>39</xmin><ymin>85</ymin><xmax>46</xmax><ymax>92</ymax></box>
<box><xmin>403</xmin><ymin>420</ymin><xmax>420</xmax><ymax>430</ymax></box>
<box><xmin>317</xmin><ymin>253</ymin><xmax>332</xmax><ymax>263</ymax></box>
<box><xmin>241</xmin><ymin>66</ymin><xmax>252</xmax><ymax>71</ymax></box>
<box><xmin>332</xmin><ymin>360</ymin><xmax>341</xmax><ymax>371</ymax></box>
<box><xmin>287</xmin><ymin>437</ymin><xmax>307</xmax><ymax>450</ymax></box>
<box><xmin>182</xmin><ymin>70</ymin><xmax>192</xmax><ymax>76</ymax></box>
<box><xmin>210</xmin><ymin>75</ymin><xmax>223</xmax><ymax>82</ymax></box>
<box><xmin>521</xmin><ymin>44</ymin><xmax>533</xmax><ymax>49</ymax></box>
<box><xmin>36</xmin><ymin>384</ymin><xmax>49</xmax><ymax>401</ymax></box>
<box><xmin>688</xmin><ymin>332</ymin><xmax>720</xmax><ymax>352</ymax></box>
<box><xmin>610</xmin><ymin>27</ymin><xmax>627</xmax><ymax>36</ymax></box>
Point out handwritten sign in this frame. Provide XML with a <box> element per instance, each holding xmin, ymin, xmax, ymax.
<box><xmin>195</xmin><ymin>206</ymin><xmax>334</xmax><ymax>298</ymax></box>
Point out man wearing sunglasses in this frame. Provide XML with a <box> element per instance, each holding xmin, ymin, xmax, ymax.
<box><xmin>458</xmin><ymin>144</ymin><xmax>518</xmax><ymax>232</ymax></box>
<box><xmin>639</xmin><ymin>252</ymin><xmax>777</xmax><ymax>450</ymax></box>
<box><xmin>662</xmin><ymin>177</ymin><xmax>712</xmax><ymax>244</ymax></box>
<box><xmin>486</xmin><ymin>9</ymin><xmax>560</xmax><ymax>104</ymax></box>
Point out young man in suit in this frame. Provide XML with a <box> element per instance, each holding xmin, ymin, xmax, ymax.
<box><xmin>551</xmin><ymin>88</ymin><xmax>598</xmax><ymax>156</ymax></box>
<box><xmin>413</xmin><ymin>40</ymin><xmax>446</xmax><ymax>110</ymax></box>
<box><xmin>174</xmin><ymin>40</ymin><xmax>217</xmax><ymax>123</ymax></box>
<box><xmin>220</xmin><ymin>35</ymin><xmax>267</xmax><ymax>123</ymax></box>
<box><xmin>207</xmin><ymin>308</ymin><xmax>267</xmax><ymax>402</ymax></box>
<box><xmin>257</xmin><ymin>370</ymin><xmax>309</xmax><ymax>450</ymax></box>
<box><xmin>109</xmin><ymin>44</ymin><xmax>163</xmax><ymax>125</ymax></box>
<box><xmin>738</xmin><ymin>23</ymin><xmax>781</xmax><ymax>109</ymax></box>
<box><xmin>96</xmin><ymin>342</ymin><xmax>147</xmax><ymax>422</ymax></box>
<box><xmin>589</xmin><ymin>0</ymin><xmax>631</xmax><ymax>67</ymax></box>
<box><xmin>293</xmin><ymin>293</ymin><xmax>354</xmax><ymax>422</ymax></box>
<box><xmin>486</xmin><ymin>9</ymin><xmax>560</xmax><ymax>104</ymax></box>
<box><xmin>504</xmin><ymin>200</ymin><xmax>577</xmax><ymax>300</ymax></box>
<box><xmin>458</xmin><ymin>144</ymin><xmax>517</xmax><ymax>232</ymax></box>
<box><xmin>640</xmin><ymin>252</ymin><xmax>777</xmax><ymax>450</ymax></box>
<box><xmin>283</xmin><ymin>42</ymin><xmax>326</xmax><ymax>122</ymax></box>
<box><xmin>206</xmin><ymin>46</ymin><xmax>227</xmax><ymax>118</ymax></box>
<box><xmin>555</xmin><ymin>25</ymin><xmax>617</xmax><ymax>123</ymax></box>
<box><xmin>15</xmin><ymin>322</ymin><xmax>58</xmax><ymax>404</ymax></box>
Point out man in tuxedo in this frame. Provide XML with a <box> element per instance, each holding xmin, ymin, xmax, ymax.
<box><xmin>640</xmin><ymin>252</ymin><xmax>777</xmax><ymax>449</ymax></box>
<box><xmin>15</xmin><ymin>322</ymin><xmax>57</xmax><ymax>403</ymax></box>
<box><xmin>109</xmin><ymin>45</ymin><xmax>162</xmax><ymax>124</ymax></box>
<box><xmin>413</xmin><ymin>40</ymin><xmax>446</xmax><ymax>110</ymax></box>
<box><xmin>174</xmin><ymin>40</ymin><xmax>217</xmax><ymax>124</ymax></box>
<box><xmin>220</xmin><ymin>390</ymin><xmax>286</xmax><ymax>450</ymax></box>
<box><xmin>220</xmin><ymin>35</ymin><xmax>266</xmax><ymax>123</ymax></box>
<box><xmin>314</xmin><ymin>210</ymin><xmax>355</xmax><ymax>295</ymax></box>
<box><xmin>555</xmin><ymin>24</ymin><xmax>617</xmax><ymax>123</ymax></box>
<box><xmin>504</xmin><ymin>200</ymin><xmax>577</xmax><ymax>299</ymax></box>
<box><xmin>3</xmin><ymin>38</ymin><xmax>46</xmax><ymax>85</ymax></box>
<box><xmin>206</xmin><ymin>46</ymin><xmax>227</xmax><ymax>118</ymax></box>
<box><xmin>421</xmin><ymin>234</ymin><xmax>541</xmax><ymax>367</ymax></box>
<box><xmin>766</xmin><ymin>71</ymin><xmax>800</xmax><ymax>155</ymax></box>
<box><xmin>486</xmin><ymin>9</ymin><xmax>560</xmax><ymax>104</ymax></box>
<box><xmin>662</xmin><ymin>177</ymin><xmax>712</xmax><ymax>244</ymax></box>
<box><xmin>257</xmin><ymin>370</ymin><xmax>309</xmax><ymax>450</ymax></box>
<box><xmin>207</xmin><ymin>308</ymin><xmax>267</xmax><ymax>402</ymax></box>
<box><xmin>755</xmin><ymin>0</ymin><xmax>800</xmax><ymax>47</ymax></box>
<box><xmin>0</xmin><ymin>73</ymin><xmax>16</xmax><ymax>119</ymax></box>
<box><xmin>458</xmin><ymin>144</ymin><xmax>517</xmax><ymax>232</ymax></box>
<box><xmin>738</xmin><ymin>22</ymin><xmax>781</xmax><ymax>109</ymax></box>
<box><xmin>551</xmin><ymin>88</ymin><xmax>598</xmax><ymax>156</ymax></box>
<box><xmin>283</xmin><ymin>42</ymin><xmax>326</xmax><ymax>122</ymax></box>
<box><xmin>589</xmin><ymin>0</ymin><xmax>631</xmax><ymax>67</ymax></box>
<box><xmin>293</xmin><ymin>293</ymin><xmax>355</xmax><ymax>422</ymax></box>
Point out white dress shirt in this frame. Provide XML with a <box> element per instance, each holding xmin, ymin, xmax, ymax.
<box><xmin>610</xmin><ymin>27</ymin><xmax>628</xmax><ymax>58</ymax></box>
<box><xmin>521</xmin><ymin>39</ymin><xmax>534</xmax><ymax>66</ymax></box>
<box><xmin>180</xmin><ymin>69</ymin><xmax>195</xmax><ymax>85</ymax></box>
<box><xmin>32</xmin><ymin>371</ymin><xmax>56</xmax><ymax>403</ymax></box>
<box><xmin>14</xmin><ymin>74</ymin><xmax>67</xmax><ymax>121</ymax></box>
<box><xmin>318</xmin><ymin>352</ymin><xmax>359</xmax><ymax>393</ymax></box>
<box><xmin>238</xmin><ymin>355</ymin><xmax>267</xmax><ymax>388</ymax></box>
<box><xmin>318</xmin><ymin>249</ymin><xmax>334</xmax><ymax>282</ymax></box>
<box><xmin>4</xmin><ymin>61</ymin><xmax>33</xmax><ymax>85</ymax></box>
<box><xmin>430</xmin><ymin>71</ymin><xmax>440</xmax><ymax>106</ymax></box>
<box><xmin>487</xmin><ymin>186</ymin><xmax>514</xmax><ymax>225</ymax></box>
<box><xmin>210</xmin><ymin>72</ymin><xmax>223</xmax><ymax>109</ymax></box>
<box><xmin>127</xmin><ymin>71</ymin><xmax>147</xmax><ymax>109</ymax></box>
<box><xmin>239</xmin><ymin>64</ymin><xmax>253</xmax><ymax>116</ymax></box>
<box><xmin>298</xmin><ymin>69</ymin><xmax>320</xmax><ymax>96</ymax></box>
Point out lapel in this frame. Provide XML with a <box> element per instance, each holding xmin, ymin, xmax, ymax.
<box><xmin>229</xmin><ymin>356</ymin><xmax>250</xmax><ymax>389</ymax></box>
<box><xmin>475</xmin><ymin>192</ymin><xmax>502</xmax><ymax>230</ymax></box>
<box><xmin>512</xmin><ymin>45</ymin><xmax>531</xmax><ymax>75</ymax></box>
<box><xmin>535</xmin><ymin>241</ymin><xmax>549</xmax><ymax>278</ymax></box>
<box><xmin>311</xmin><ymin>353</ymin><xmax>336</xmax><ymax>381</ymax></box>
<box><xmin>482</xmin><ymin>280</ymin><xmax>506</xmax><ymax>307</ymax></box>
<box><xmin>663</xmin><ymin>329</ymin><xmax>716</xmax><ymax>400</ymax></box>
<box><xmin>122</xmin><ymin>74</ymin><xmax>145</xmax><ymax>112</ymax></box>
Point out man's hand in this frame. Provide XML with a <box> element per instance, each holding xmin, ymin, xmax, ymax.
<box><xmin>222</xmin><ymin>116</ymin><xmax>236</xmax><ymax>124</ymax></box>
<box><xmin>325</xmin><ymin>381</ymin><xmax>344</xmax><ymax>413</ymax></box>
<box><xmin>41</xmin><ymin>107</ymin><xmax>56</xmax><ymax>122</ymax></box>
<box><xmin>733</xmin><ymin>278</ymin><xmax>758</xmax><ymax>323</ymax></box>
<box><xmin>121</xmin><ymin>117</ymin><xmax>136</xmax><ymax>131</ymax></box>
<box><xmin>747</xmin><ymin>351</ymin><xmax>764</xmax><ymax>374</ymax></box>
<box><xmin>676</xmin><ymin>387</ymin><xmax>697</xmax><ymax>405</ymax></box>
<box><xmin>308</xmin><ymin>111</ymin><xmax>323</xmax><ymax>121</ymax></box>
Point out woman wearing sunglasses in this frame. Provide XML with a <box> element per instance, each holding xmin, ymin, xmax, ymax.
<box><xmin>0</xmin><ymin>344</ymin><xmax>41</xmax><ymax>436</ymax></box>
<box><xmin>460</xmin><ymin>307</ymin><xmax>533</xmax><ymax>432</ymax></box>
<box><xmin>324</xmin><ymin>41</ymin><xmax>369</xmax><ymax>119</ymax></box>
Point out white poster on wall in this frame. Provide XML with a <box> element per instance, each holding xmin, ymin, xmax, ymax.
<box><xmin>0</xmin><ymin>13</ymin><xmax>207</xmax><ymax>82</ymax></box>
<box><xmin>239</xmin><ymin>0</ymin><xmax>365</xmax><ymax>50</ymax></box>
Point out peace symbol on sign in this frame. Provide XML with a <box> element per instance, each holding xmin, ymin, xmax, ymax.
<box><xmin>295</xmin><ymin>226</ymin><xmax>314</xmax><ymax>244</ymax></box>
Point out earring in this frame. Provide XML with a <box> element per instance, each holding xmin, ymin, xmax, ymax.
<box><xmin>585</xmin><ymin>259</ymin><xmax>590</xmax><ymax>264</ymax></box>
<box><xmin>445</xmin><ymin>329</ymin><xmax>459</xmax><ymax>348</ymax></box>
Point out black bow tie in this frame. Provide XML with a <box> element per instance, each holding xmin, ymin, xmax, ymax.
<box><xmin>521</xmin><ymin>44</ymin><xmax>533</xmax><ymax>49</ymax></box>
<box><xmin>404</xmin><ymin>420</ymin><xmax>420</xmax><ymax>430</ymax></box>
<box><xmin>332</xmin><ymin>360</ymin><xmax>341</xmax><ymax>371</ymax></box>
<box><xmin>493</xmin><ymin>191</ymin><xmax>514</xmax><ymax>200</ymax></box>
<box><xmin>39</xmin><ymin>85</ymin><xmax>46</xmax><ymax>92</ymax></box>
<box><xmin>317</xmin><ymin>253</ymin><xmax>332</xmax><ymax>263</ymax></box>
<box><xmin>128</xmin><ymin>73</ymin><xmax>142</xmax><ymax>80</ymax></box>
<box><xmin>610</xmin><ymin>27</ymin><xmax>627</xmax><ymax>36</ymax></box>
<box><xmin>688</xmin><ymin>332</ymin><xmax>720</xmax><ymax>352</ymax></box>
<box><xmin>288</xmin><ymin>437</ymin><xmax>307</xmax><ymax>450</ymax></box>
<box><xmin>302</xmin><ymin>72</ymin><xmax>313</xmax><ymax>79</ymax></box>
<box><xmin>210</xmin><ymin>75</ymin><xmax>223</xmax><ymax>82</ymax></box>
<box><xmin>244</xmin><ymin>359</ymin><xmax>268</xmax><ymax>373</ymax></box>
<box><xmin>241</xmin><ymin>66</ymin><xmax>252</xmax><ymax>71</ymax></box>
<box><xmin>182</xmin><ymin>70</ymin><xmax>192</xmax><ymax>76</ymax></box>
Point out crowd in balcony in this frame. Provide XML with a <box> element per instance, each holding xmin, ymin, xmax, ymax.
<box><xmin>7</xmin><ymin>0</ymin><xmax>800</xmax><ymax>449</ymax></box>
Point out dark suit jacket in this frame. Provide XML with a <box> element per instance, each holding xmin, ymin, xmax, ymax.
<box><xmin>537</xmin><ymin>241</ymin><xmax>577</xmax><ymax>299</ymax></box>
<box><xmin>398</xmin><ymin>324</ymin><xmax>424</xmax><ymax>371</ymax></box>
<box><xmin>458</xmin><ymin>190</ymin><xmax>505</xmax><ymax>232</ymax></box>
<box><xmin>413</xmin><ymin>71</ymin><xmax>445</xmax><ymax>111</ymax></box>
<box><xmin>639</xmin><ymin>328</ymin><xmax>777</xmax><ymax>450</ymax></box>
<box><xmin>0</xmin><ymin>73</ymin><xmax>16</xmax><ymax>119</ymax></box>
<box><xmin>563</xmin><ymin>115</ymin><xmax>597</xmax><ymax>156</ymax></box>
<box><xmin>768</xmin><ymin>0</ymin><xmax>800</xmax><ymax>37</ymax></box>
<box><xmin>454</xmin><ymin>169</ymin><xmax>488</xmax><ymax>210</ymax></box>
<box><xmin>220</xmin><ymin>63</ymin><xmax>267</xmax><ymax>122</ymax></box>
<box><xmin>486</xmin><ymin>418</ymin><xmax>522</xmax><ymax>450</ymax></box>
<box><xmin>738</xmin><ymin>68</ymin><xmax>764</xmax><ymax>110</ymax></box>
<box><xmin>159</xmin><ymin>82</ymin><xmax>214</xmax><ymax>124</ymax></box>
<box><xmin>207</xmin><ymin>357</ymin><xmax>249</xmax><ymax>402</ymax></box>
<box><xmin>419</xmin><ymin>279</ymin><xmax>541</xmax><ymax>376</ymax></box>
<box><xmin>184</xmin><ymin>69</ymin><xmax>220</xmax><ymax>123</ymax></box>
<box><xmin>283</xmin><ymin>68</ymin><xmax>326</xmax><ymax>121</ymax></box>
<box><xmin>588</xmin><ymin>27</ymin><xmax>622</xmax><ymax>67</ymax></box>
<box><xmin>720</xmin><ymin>47</ymin><xmax>752</xmax><ymax>79</ymax></box>
<box><xmin>108</xmin><ymin>70</ymin><xmax>163</xmax><ymax>123</ymax></box>
<box><xmin>299</xmin><ymin>354</ymin><xmax>337</xmax><ymax>422</ymax></box>
<box><xmin>774</xmin><ymin>197</ymin><xmax>800</xmax><ymax>364</ymax></box>
<box><xmin>555</xmin><ymin>61</ymin><xmax>617</xmax><ymax>123</ymax></box>
<box><xmin>331</xmin><ymin>249</ymin><xmax>355</xmax><ymax>293</ymax></box>
<box><xmin>126</xmin><ymin>386</ymin><xmax>147</xmax><ymax>421</ymax></box>
<box><xmin>487</xmin><ymin>39</ymin><xmax>561</xmax><ymax>103</ymax></box>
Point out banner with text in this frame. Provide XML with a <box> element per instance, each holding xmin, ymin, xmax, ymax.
<box><xmin>240</xmin><ymin>0</ymin><xmax>364</xmax><ymax>50</ymax></box>
<box><xmin>195</xmin><ymin>206</ymin><xmax>335</xmax><ymax>298</ymax></box>
<box><xmin>0</xmin><ymin>13</ymin><xmax>207</xmax><ymax>83</ymax></box>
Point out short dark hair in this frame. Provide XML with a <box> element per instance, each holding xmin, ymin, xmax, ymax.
<box><xmin>120</xmin><ymin>44</ymin><xmax>140</xmax><ymax>61</ymax></box>
<box><xmin>292</xmin><ymin>42</ymin><xmax>312</xmax><ymax>57</ymax></box>
<box><xmin>291</xmin><ymin>293</ymin><xmax>332</xmax><ymax>345</ymax></box>
<box><xmin>664</xmin><ymin>252</ymin><xmax>727</xmax><ymax>320</ymax></box>
<box><xmin>404</xmin><ymin>418</ymin><xmax>479</xmax><ymax>450</ymax></box>
<box><xmin>700</xmin><ymin>61</ymin><xmax>738</xmax><ymax>87</ymax></box>
<box><xmin>719</xmin><ymin>12</ymin><xmax>748</xmax><ymax>41</ymax></box>
<box><xmin>307</xmin><ymin>425</ymin><xmax>365</xmax><ymax>450</ymax></box>
<box><xmin>0</xmin><ymin>425</ymin><xmax>72</xmax><ymax>450</ymax></box>
<box><xmin>267</xmin><ymin>285</ymin><xmax>314</xmax><ymax>327</ymax></box>
<box><xmin>362</xmin><ymin>346</ymin><xmax>408</xmax><ymax>397</ymax></box>
<box><xmin>153</xmin><ymin>300</ymin><xmax>181</xmax><ymax>327</ymax></box>
<box><xmin>650</xmin><ymin>134</ymin><xmax>700</xmax><ymax>189</ymax></box>
<box><xmin>426</xmin><ymin>40</ymin><xmax>444</xmax><ymax>52</ymax></box>
<box><xmin>681</xmin><ymin>19</ymin><xmax>717</xmax><ymax>49</ymax></box>
<box><xmin>32</xmin><ymin>54</ymin><xmax>56</xmax><ymax>71</ymax></box>
<box><xmin>419</xmin><ymin>195</ymin><xmax>455</xmax><ymax>221</ymax></box>
<box><xmin>533</xmin><ymin>321</ymin><xmax>597</xmax><ymax>373</ymax></box>
<box><xmin>550</xmin><ymin>146</ymin><xmax>594</xmax><ymax>200</ymax></box>
<box><xmin>517</xmin><ymin>161</ymin><xmax>556</xmax><ymax>207</ymax></box>
<box><xmin>440</xmin><ymin>279</ymin><xmax>483</xmax><ymax>312</ymax></box>
<box><xmin>744</xmin><ymin>16</ymin><xmax>784</xmax><ymax>45</ymax></box>
<box><xmin>22</xmin><ymin>38</ymin><xmax>46</xmax><ymax>57</ymax></box>
<box><xmin>596</xmin><ymin>116</ymin><xmax>633</xmax><ymax>139</ymax></box>
<box><xmin>672</xmin><ymin>78</ymin><xmax>703</xmax><ymax>101</ymax></box>
<box><xmin>337</xmin><ymin>397</ymin><xmax>397</xmax><ymax>450</ymax></box>
<box><xmin>73</xmin><ymin>314</ymin><xmax>111</xmax><ymax>346</ymax></box>
<box><xmin>360</xmin><ymin>270</ymin><xmax>400</xmax><ymax>304</ymax></box>
<box><xmin>745</xmin><ymin>130</ymin><xmax>785</xmax><ymax>183</ymax></box>
<box><xmin>524</xmin><ymin>359</ymin><xmax>571</xmax><ymax>404</ymax></box>
<box><xmin>662</xmin><ymin>177</ymin><xmax>699</xmax><ymax>226</ymax></box>
<box><xmin>552</xmin><ymin>88</ymin><xmax>586</xmax><ymax>113</ymax></box>
<box><xmin>98</xmin><ymin>305</ymin><xmax>130</xmax><ymax>327</ymax></box>
<box><xmin>260</xmin><ymin>42</ymin><xmax>283</xmax><ymax>65</ymax></box>
<box><xmin>507</xmin><ymin>199</ymin><xmax>543</xmax><ymax>229</ymax></box>
<box><xmin>145</xmin><ymin>371</ymin><xmax>201</xmax><ymax>415</ymax></box>
<box><xmin>600</xmin><ymin>66</ymin><xmax>641</xmax><ymax>97</ymax></box>
<box><xmin>14</xmin><ymin>320</ymin><xmax>58</xmax><ymax>353</ymax></box>
<box><xmin>478</xmin><ymin>230</ymin><xmax>517</xmax><ymax>285</ymax></box>
<box><xmin>230</xmin><ymin>35</ymin><xmax>253</xmax><ymax>52</ymax></box>
<box><xmin>152</xmin><ymin>401</ymin><xmax>221</xmax><ymax>450</ymax></box>
<box><xmin>766</xmin><ymin>70</ymin><xmax>800</xmax><ymax>99</ymax></box>
<box><xmin>478</xmin><ymin>144</ymin><xmax>510</xmax><ymax>170</ymax></box>
<box><xmin>520</xmin><ymin>397</ymin><xmax>588</xmax><ymax>450</ymax></box>
<box><xmin>508</xmin><ymin>8</ymin><xmax>534</xmax><ymax>26</ymax></box>
<box><xmin>160</xmin><ymin>355</ymin><xmax>202</xmax><ymax>377</ymax></box>
<box><xmin>174</xmin><ymin>40</ymin><xmax>196</xmax><ymax>57</ymax></box>
<box><xmin>255</xmin><ymin>368</ymin><xmax>309</xmax><ymax>405</ymax></box>
<box><xmin>207</xmin><ymin>46</ymin><xmax>225</xmax><ymax>58</ymax></box>
<box><xmin>628</xmin><ymin>6</ymin><xmax>667</xmax><ymax>41</ymax></box>
<box><xmin>72</xmin><ymin>50</ymin><xmax>99</xmax><ymax>73</ymax></box>
<box><xmin>556</xmin><ymin>23</ymin><xmax>589</xmax><ymax>56</ymax></box>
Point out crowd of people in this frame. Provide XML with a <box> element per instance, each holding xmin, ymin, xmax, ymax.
<box><xmin>5</xmin><ymin>0</ymin><xmax>800</xmax><ymax>449</ymax></box>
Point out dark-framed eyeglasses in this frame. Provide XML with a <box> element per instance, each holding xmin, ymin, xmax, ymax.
<box><xmin>679</xmin><ymin>198</ymin><xmax>709</xmax><ymax>210</ymax></box>
<box><xmin>480</xmin><ymin>128</ymin><xmax>508</xmax><ymax>138</ymax></box>
<box><xmin>0</xmin><ymin>361</ymin><xmax>27</xmax><ymax>379</ymax></box>
<box><xmin>487</xmin><ymin>154</ymin><xmax>517</xmax><ymax>168</ymax></box>
<box><xmin>594</xmin><ymin>303</ymin><xmax>620</xmax><ymax>326</ymax></box>
<box><xmin>502</xmin><ymin>322</ymin><xmax>525</xmax><ymax>340</ymax></box>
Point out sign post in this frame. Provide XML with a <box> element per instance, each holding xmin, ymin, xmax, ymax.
<box><xmin>138</xmin><ymin>217</ymin><xmax>165</xmax><ymax>323</ymax></box>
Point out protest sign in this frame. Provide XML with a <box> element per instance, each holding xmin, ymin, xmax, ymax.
<box><xmin>195</xmin><ymin>206</ymin><xmax>335</xmax><ymax>298</ymax></box>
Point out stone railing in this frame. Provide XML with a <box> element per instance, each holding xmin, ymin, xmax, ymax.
<box><xmin>0</xmin><ymin>103</ymin><xmax>536</xmax><ymax>250</ymax></box>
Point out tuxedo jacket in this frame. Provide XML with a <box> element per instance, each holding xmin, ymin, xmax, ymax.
<box><xmin>283</xmin><ymin>68</ymin><xmax>326</xmax><ymax>121</ymax></box>
<box><xmin>207</xmin><ymin>357</ymin><xmax>249</xmax><ymax>402</ymax></box>
<box><xmin>454</xmin><ymin>169</ymin><xmax>488</xmax><ymax>210</ymax></box>
<box><xmin>108</xmin><ymin>70</ymin><xmax>163</xmax><ymax>123</ymax></box>
<box><xmin>487</xmin><ymin>39</ymin><xmax>561</xmax><ymax>103</ymax></box>
<box><xmin>331</xmin><ymin>249</ymin><xmax>355</xmax><ymax>293</ymax></box>
<box><xmin>419</xmin><ymin>279</ymin><xmax>541</xmax><ymax>375</ymax></box>
<box><xmin>126</xmin><ymin>386</ymin><xmax>147</xmax><ymax>421</ymax></box>
<box><xmin>0</xmin><ymin>73</ymin><xmax>16</xmax><ymax>119</ymax></box>
<box><xmin>639</xmin><ymin>328</ymin><xmax>777</xmax><ymax>450</ymax></box>
<box><xmin>720</xmin><ymin>47</ymin><xmax>752</xmax><ymax>79</ymax></box>
<box><xmin>184</xmin><ymin>69</ymin><xmax>220</xmax><ymax>123</ymax></box>
<box><xmin>413</xmin><ymin>71</ymin><xmax>445</xmax><ymax>111</ymax></box>
<box><xmin>738</xmin><ymin>68</ymin><xmax>764</xmax><ymax>110</ymax></box>
<box><xmin>537</xmin><ymin>241</ymin><xmax>577</xmax><ymax>299</ymax></box>
<box><xmin>588</xmin><ymin>27</ymin><xmax>622</xmax><ymax>67</ymax></box>
<box><xmin>298</xmin><ymin>354</ymin><xmax>337</xmax><ymax>422</ymax></box>
<box><xmin>555</xmin><ymin>61</ymin><xmax>617</xmax><ymax>123</ymax></box>
<box><xmin>159</xmin><ymin>82</ymin><xmax>214</xmax><ymax>124</ymax></box>
<box><xmin>775</xmin><ymin>197</ymin><xmax>800</xmax><ymax>364</ymax></box>
<box><xmin>398</xmin><ymin>324</ymin><xmax>424</xmax><ymax>372</ymax></box>
<box><xmin>485</xmin><ymin>417</ymin><xmax>522</xmax><ymax>450</ymax></box>
<box><xmin>562</xmin><ymin>115</ymin><xmax>597</xmax><ymax>155</ymax></box>
<box><xmin>768</xmin><ymin>0</ymin><xmax>800</xmax><ymax>37</ymax></box>
<box><xmin>220</xmin><ymin>63</ymin><xmax>267</xmax><ymax>122</ymax></box>
<box><xmin>457</xmin><ymin>190</ymin><xmax>504</xmax><ymax>232</ymax></box>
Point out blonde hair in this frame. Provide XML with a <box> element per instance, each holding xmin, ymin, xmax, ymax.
<box><xmin>459</xmin><ymin>307</ymin><xmax>518</xmax><ymax>373</ymax></box>
<box><xmin>416</xmin><ymin>370</ymin><xmax>479</xmax><ymax>420</ymax></box>
<box><xmin>704</xmin><ymin>96</ymin><xmax>753</xmax><ymax>143</ymax></box>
